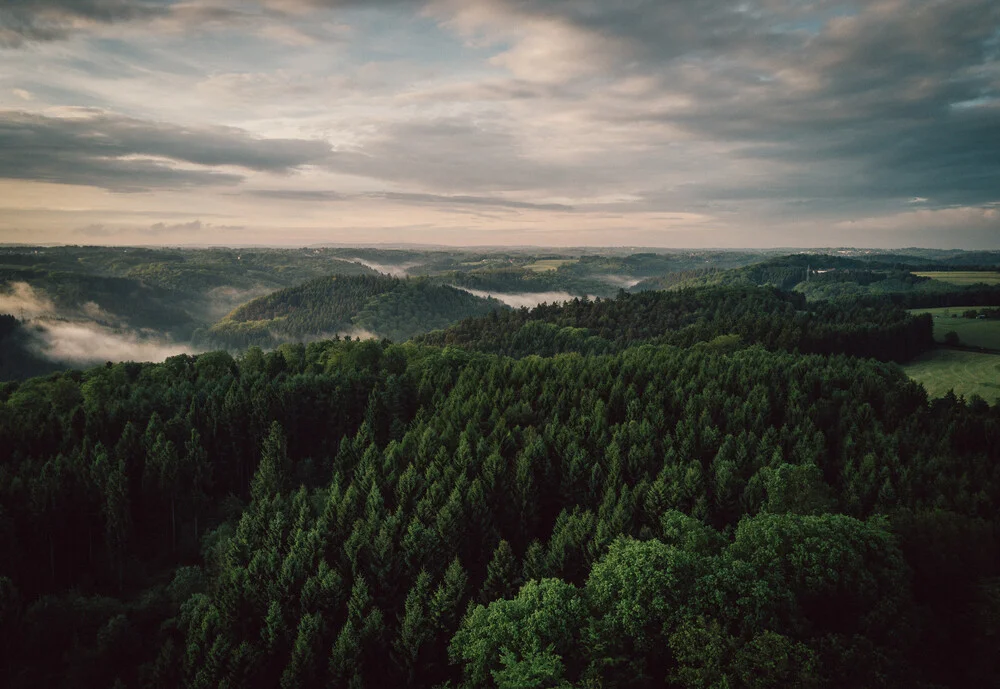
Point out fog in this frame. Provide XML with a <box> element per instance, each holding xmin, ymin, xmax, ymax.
<box><xmin>294</xmin><ymin>327</ymin><xmax>378</xmax><ymax>344</ymax></box>
<box><xmin>343</xmin><ymin>328</ymin><xmax>378</xmax><ymax>341</ymax></box>
<box><xmin>204</xmin><ymin>285</ymin><xmax>277</xmax><ymax>319</ymax></box>
<box><xmin>26</xmin><ymin>320</ymin><xmax>195</xmax><ymax>366</ymax></box>
<box><xmin>0</xmin><ymin>282</ymin><xmax>57</xmax><ymax>318</ymax></box>
<box><xmin>1</xmin><ymin>282</ymin><xmax>195</xmax><ymax>367</ymax></box>
<box><xmin>453</xmin><ymin>286</ymin><xmax>589</xmax><ymax>309</ymax></box>
<box><xmin>600</xmin><ymin>275</ymin><xmax>643</xmax><ymax>288</ymax></box>
<box><xmin>345</xmin><ymin>258</ymin><xmax>421</xmax><ymax>277</ymax></box>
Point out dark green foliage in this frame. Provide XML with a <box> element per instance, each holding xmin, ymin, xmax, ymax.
<box><xmin>453</xmin><ymin>516</ymin><xmax>909</xmax><ymax>688</ymax></box>
<box><xmin>418</xmin><ymin>285</ymin><xmax>934</xmax><ymax>363</ymax></box>
<box><xmin>204</xmin><ymin>275</ymin><xmax>507</xmax><ymax>349</ymax></box>
<box><xmin>0</xmin><ymin>314</ymin><xmax>63</xmax><ymax>380</ymax></box>
<box><xmin>1</xmin><ymin>286</ymin><xmax>999</xmax><ymax>687</ymax></box>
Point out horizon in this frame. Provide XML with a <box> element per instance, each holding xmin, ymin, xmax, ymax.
<box><xmin>0</xmin><ymin>243</ymin><xmax>990</xmax><ymax>254</ymax></box>
<box><xmin>1</xmin><ymin>1</ymin><xmax>998</xmax><ymax>248</ymax></box>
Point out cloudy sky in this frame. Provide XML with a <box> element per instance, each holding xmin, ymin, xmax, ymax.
<box><xmin>0</xmin><ymin>0</ymin><xmax>998</xmax><ymax>248</ymax></box>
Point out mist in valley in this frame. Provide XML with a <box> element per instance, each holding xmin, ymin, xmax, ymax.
<box><xmin>599</xmin><ymin>275</ymin><xmax>643</xmax><ymax>288</ymax></box>
<box><xmin>453</xmin><ymin>286</ymin><xmax>594</xmax><ymax>309</ymax></box>
<box><xmin>1</xmin><ymin>282</ymin><xmax>195</xmax><ymax>367</ymax></box>
<box><xmin>202</xmin><ymin>285</ymin><xmax>279</xmax><ymax>320</ymax></box>
<box><xmin>27</xmin><ymin>321</ymin><xmax>195</xmax><ymax>366</ymax></box>
<box><xmin>0</xmin><ymin>282</ymin><xmax>59</xmax><ymax>320</ymax></box>
<box><xmin>345</xmin><ymin>258</ymin><xmax>421</xmax><ymax>277</ymax></box>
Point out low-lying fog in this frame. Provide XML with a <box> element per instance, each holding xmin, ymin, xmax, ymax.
<box><xmin>453</xmin><ymin>286</ymin><xmax>592</xmax><ymax>309</ymax></box>
<box><xmin>343</xmin><ymin>258</ymin><xmax>421</xmax><ymax>278</ymax></box>
<box><xmin>203</xmin><ymin>285</ymin><xmax>277</xmax><ymax>320</ymax></box>
<box><xmin>28</xmin><ymin>321</ymin><xmax>193</xmax><ymax>366</ymax></box>
<box><xmin>600</xmin><ymin>275</ymin><xmax>643</xmax><ymax>288</ymax></box>
<box><xmin>2</xmin><ymin>282</ymin><xmax>195</xmax><ymax>367</ymax></box>
<box><xmin>0</xmin><ymin>281</ymin><xmax>59</xmax><ymax>319</ymax></box>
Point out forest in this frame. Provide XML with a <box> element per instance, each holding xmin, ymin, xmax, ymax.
<box><xmin>201</xmin><ymin>275</ymin><xmax>508</xmax><ymax>350</ymax></box>
<box><xmin>417</xmin><ymin>286</ymin><xmax>934</xmax><ymax>363</ymax></box>
<box><xmin>2</xmin><ymin>245</ymin><xmax>997</xmax><ymax>380</ymax></box>
<box><xmin>0</xmin><ymin>246</ymin><xmax>999</xmax><ymax>688</ymax></box>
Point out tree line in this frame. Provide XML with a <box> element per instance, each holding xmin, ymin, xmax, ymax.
<box><xmin>418</xmin><ymin>285</ymin><xmax>934</xmax><ymax>363</ymax></box>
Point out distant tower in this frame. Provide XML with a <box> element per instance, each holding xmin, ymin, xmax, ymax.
<box><xmin>806</xmin><ymin>264</ymin><xmax>810</xmax><ymax>283</ymax></box>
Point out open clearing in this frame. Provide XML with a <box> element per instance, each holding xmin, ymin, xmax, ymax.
<box><xmin>903</xmin><ymin>348</ymin><xmax>1000</xmax><ymax>403</ymax></box>
<box><xmin>525</xmin><ymin>258</ymin><xmax>578</xmax><ymax>272</ymax></box>
<box><xmin>913</xmin><ymin>271</ymin><xmax>1000</xmax><ymax>285</ymax></box>
<box><xmin>908</xmin><ymin>307</ymin><xmax>1000</xmax><ymax>350</ymax></box>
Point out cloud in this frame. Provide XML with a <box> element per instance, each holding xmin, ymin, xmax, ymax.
<box><xmin>146</xmin><ymin>219</ymin><xmax>244</xmax><ymax>233</ymax></box>
<box><xmin>0</xmin><ymin>0</ymin><xmax>168</xmax><ymax>46</ymax></box>
<box><xmin>0</xmin><ymin>109</ymin><xmax>333</xmax><ymax>191</ymax></box>
<box><xmin>247</xmin><ymin>189</ymin><xmax>346</xmax><ymax>201</ymax></box>
<box><xmin>408</xmin><ymin>0</ymin><xmax>1000</xmax><ymax>219</ymax></box>
<box><xmin>2</xmin><ymin>0</ymin><xmax>999</xmax><ymax>246</ymax></box>
<box><xmin>0</xmin><ymin>0</ymin><xmax>400</xmax><ymax>47</ymax></box>
<box><xmin>245</xmin><ymin>188</ymin><xmax>573</xmax><ymax>211</ymax></box>
<box><xmin>327</xmin><ymin>116</ymin><xmax>581</xmax><ymax>192</ymax></box>
<box><xmin>377</xmin><ymin>191</ymin><xmax>574</xmax><ymax>211</ymax></box>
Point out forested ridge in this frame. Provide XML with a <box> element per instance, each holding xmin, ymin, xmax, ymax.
<box><xmin>1</xmin><ymin>282</ymin><xmax>998</xmax><ymax>688</ymax></box>
<box><xmin>637</xmin><ymin>253</ymin><xmax>1000</xmax><ymax>305</ymax></box>
<box><xmin>202</xmin><ymin>275</ymin><xmax>507</xmax><ymax>349</ymax></box>
<box><xmin>418</xmin><ymin>286</ymin><xmax>934</xmax><ymax>363</ymax></box>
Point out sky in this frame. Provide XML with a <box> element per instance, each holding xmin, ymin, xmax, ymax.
<box><xmin>0</xmin><ymin>0</ymin><xmax>998</xmax><ymax>249</ymax></box>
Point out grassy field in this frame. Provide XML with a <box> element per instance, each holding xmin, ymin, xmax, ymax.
<box><xmin>908</xmin><ymin>307</ymin><xmax>1000</xmax><ymax>350</ymax></box>
<box><xmin>913</xmin><ymin>271</ymin><xmax>1000</xmax><ymax>285</ymax></box>
<box><xmin>903</xmin><ymin>349</ymin><xmax>1000</xmax><ymax>403</ymax></box>
<box><xmin>525</xmin><ymin>258</ymin><xmax>578</xmax><ymax>272</ymax></box>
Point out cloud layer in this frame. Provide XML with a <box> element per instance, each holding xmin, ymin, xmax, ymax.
<box><xmin>0</xmin><ymin>0</ymin><xmax>998</xmax><ymax>247</ymax></box>
<box><xmin>0</xmin><ymin>109</ymin><xmax>332</xmax><ymax>190</ymax></box>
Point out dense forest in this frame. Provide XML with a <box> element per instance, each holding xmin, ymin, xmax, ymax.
<box><xmin>417</xmin><ymin>286</ymin><xmax>934</xmax><ymax>363</ymax></box>
<box><xmin>1</xmin><ymin>246</ymin><xmax>999</xmax><ymax>688</ymax></box>
<box><xmin>201</xmin><ymin>275</ymin><xmax>508</xmax><ymax>349</ymax></box>
<box><xmin>1</xmin><ymin>333</ymin><xmax>998</xmax><ymax>688</ymax></box>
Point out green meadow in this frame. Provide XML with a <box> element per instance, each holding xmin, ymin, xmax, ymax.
<box><xmin>903</xmin><ymin>348</ymin><xmax>1000</xmax><ymax>403</ymax></box>
<box><xmin>908</xmin><ymin>307</ymin><xmax>1000</xmax><ymax>350</ymax></box>
<box><xmin>913</xmin><ymin>271</ymin><xmax>1000</xmax><ymax>285</ymax></box>
<box><xmin>525</xmin><ymin>258</ymin><xmax>579</xmax><ymax>272</ymax></box>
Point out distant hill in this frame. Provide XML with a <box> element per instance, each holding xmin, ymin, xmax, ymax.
<box><xmin>201</xmin><ymin>274</ymin><xmax>508</xmax><ymax>348</ymax></box>
<box><xmin>415</xmin><ymin>285</ymin><xmax>934</xmax><ymax>363</ymax></box>
<box><xmin>634</xmin><ymin>253</ymin><xmax>1000</xmax><ymax>306</ymax></box>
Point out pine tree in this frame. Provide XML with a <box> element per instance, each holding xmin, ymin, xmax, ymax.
<box><xmin>252</xmin><ymin>422</ymin><xmax>290</xmax><ymax>503</ymax></box>
<box><xmin>393</xmin><ymin>570</ymin><xmax>433</xmax><ymax>682</ymax></box>
<box><xmin>480</xmin><ymin>540</ymin><xmax>520</xmax><ymax>603</ymax></box>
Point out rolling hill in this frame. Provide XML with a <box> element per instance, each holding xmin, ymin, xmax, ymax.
<box><xmin>201</xmin><ymin>274</ymin><xmax>508</xmax><ymax>348</ymax></box>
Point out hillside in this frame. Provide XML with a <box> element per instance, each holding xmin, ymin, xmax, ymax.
<box><xmin>202</xmin><ymin>274</ymin><xmax>508</xmax><ymax>348</ymax></box>
<box><xmin>416</xmin><ymin>285</ymin><xmax>934</xmax><ymax>363</ymax></box>
<box><xmin>634</xmin><ymin>253</ymin><xmax>1000</xmax><ymax>306</ymax></box>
